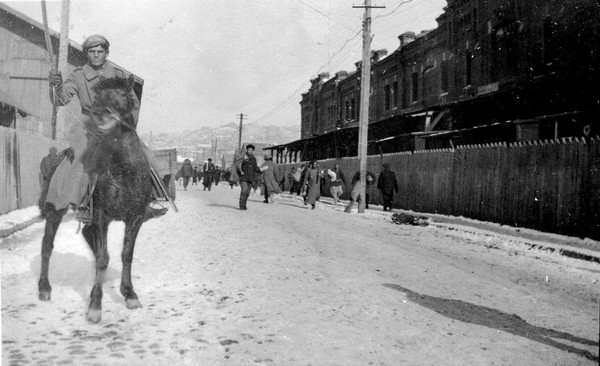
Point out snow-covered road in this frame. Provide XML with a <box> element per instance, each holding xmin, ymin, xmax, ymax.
<box><xmin>2</xmin><ymin>183</ymin><xmax>599</xmax><ymax>365</ymax></box>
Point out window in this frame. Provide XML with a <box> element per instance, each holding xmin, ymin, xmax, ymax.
<box><xmin>392</xmin><ymin>81</ymin><xmax>399</xmax><ymax>107</ymax></box>
<box><xmin>345</xmin><ymin>100</ymin><xmax>350</xmax><ymax>121</ymax></box>
<box><xmin>411</xmin><ymin>72</ymin><xmax>419</xmax><ymax>102</ymax></box>
<box><xmin>465</xmin><ymin>49</ymin><xmax>473</xmax><ymax>85</ymax></box>
<box><xmin>441</xmin><ymin>61</ymin><xmax>449</xmax><ymax>92</ymax></box>
<box><xmin>384</xmin><ymin>84</ymin><xmax>391</xmax><ymax>111</ymax></box>
<box><xmin>543</xmin><ymin>17</ymin><xmax>554</xmax><ymax>66</ymax></box>
<box><xmin>351</xmin><ymin>98</ymin><xmax>356</xmax><ymax>120</ymax></box>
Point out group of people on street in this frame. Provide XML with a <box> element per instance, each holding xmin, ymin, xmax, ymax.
<box><xmin>176</xmin><ymin>158</ymin><xmax>223</xmax><ymax>191</ymax></box>
<box><xmin>263</xmin><ymin>158</ymin><xmax>400</xmax><ymax>212</ymax></box>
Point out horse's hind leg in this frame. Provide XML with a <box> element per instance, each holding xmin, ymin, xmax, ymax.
<box><xmin>82</xmin><ymin>216</ymin><xmax>110</xmax><ymax>323</ymax></box>
<box><xmin>120</xmin><ymin>218</ymin><xmax>144</xmax><ymax>310</ymax></box>
<box><xmin>38</xmin><ymin>207</ymin><xmax>66</xmax><ymax>301</ymax></box>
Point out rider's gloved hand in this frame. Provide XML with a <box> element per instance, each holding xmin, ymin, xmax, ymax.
<box><xmin>48</xmin><ymin>70</ymin><xmax>63</xmax><ymax>87</ymax></box>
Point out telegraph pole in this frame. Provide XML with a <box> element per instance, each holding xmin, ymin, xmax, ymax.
<box><xmin>353</xmin><ymin>0</ymin><xmax>384</xmax><ymax>213</ymax></box>
<box><xmin>236</xmin><ymin>113</ymin><xmax>246</xmax><ymax>150</ymax></box>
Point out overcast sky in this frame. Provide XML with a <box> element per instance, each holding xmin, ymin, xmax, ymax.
<box><xmin>5</xmin><ymin>0</ymin><xmax>446</xmax><ymax>135</ymax></box>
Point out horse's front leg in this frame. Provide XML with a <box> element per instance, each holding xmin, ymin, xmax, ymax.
<box><xmin>82</xmin><ymin>215</ymin><xmax>110</xmax><ymax>323</ymax></box>
<box><xmin>120</xmin><ymin>217</ymin><xmax>144</xmax><ymax>309</ymax></box>
<box><xmin>38</xmin><ymin>207</ymin><xmax>66</xmax><ymax>301</ymax></box>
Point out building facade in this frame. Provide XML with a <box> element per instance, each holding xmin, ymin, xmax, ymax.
<box><xmin>284</xmin><ymin>0</ymin><xmax>600</xmax><ymax>161</ymax></box>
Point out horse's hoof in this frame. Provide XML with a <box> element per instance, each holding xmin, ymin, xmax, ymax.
<box><xmin>125</xmin><ymin>299</ymin><xmax>143</xmax><ymax>310</ymax></box>
<box><xmin>86</xmin><ymin>309</ymin><xmax>102</xmax><ymax>323</ymax></box>
<box><xmin>39</xmin><ymin>291</ymin><xmax>51</xmax><ymax>301</ymax></box>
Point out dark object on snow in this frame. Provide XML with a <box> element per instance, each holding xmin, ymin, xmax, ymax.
<box><xmin>392</xmin><ymin>213</ymin><xmax>431</xmax><ymax>226</ymax></box>
<box><xmin>38</xmin><ymin>76</ymin><xmax>152</xmax><ymax>323</ymax></box>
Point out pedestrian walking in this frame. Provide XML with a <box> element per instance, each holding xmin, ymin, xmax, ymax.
<box><xmin>39</xmin><ymin>147</ymin><xmax>61</xmax><ymax>189</ymax></box>
<box><xmin>260</xmin><ymin>153</ymin><xmax>282</xmax><ymax>203</ymax></box>
<box><xmin>344</xmin><ymin>170</ymin><xmax>376</xmax><ymax>213</ymax></box>
<box><xmin>180</xmin><ymin>159</ymin><xmax>194</xmax><ymax>190</ymax></box>
<box><xmin>45</xmin><ymin>34</ymin><xmax>167</xmax><ymax>222</ymax></box>
<box><xmin>377</xmin><ymin>163</ymin><xmax>399</xmax><ymax>211</ymax></box>
<box><xmin>203</xmin><ymin>158</ymin><xmax>215</xmax><ymax>191</ymax></box>
<box><xmin>237</xmin><ymin>144</ymin><xmax>261</xmax><ymax>210</ymax></box>
<box><xmin>192</xmin><ymin>166</ymin><xmax>199</xmax><ymax>185</ymax></box>
<box><xmin>302</xmin><ymin>160</ymin><xmax>322</xmax><ymax>209</ymax></box>
<box><xmin>328</xmin><ymin>163</ymin><xmax>347</xmax><ymax>203</ymax></box>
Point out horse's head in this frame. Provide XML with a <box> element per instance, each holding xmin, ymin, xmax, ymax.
<box><xmin>90</xmin><ymin>75</ymin><xmax>136</xmax><ymax>131</ymax></box>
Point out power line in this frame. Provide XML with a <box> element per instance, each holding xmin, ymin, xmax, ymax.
<box><xmin>373</xmin><ymin>0</ymin><xmax>414</xmax><ymax>21</ymax></box>
<box><xmin>294</xmin><ymin>0</ymin><xmax>357</xmax><ymax>33</ymax></box>
<box><xmin>253</xmin><ymin>28</ymin><xmax>362</xmax><ymax>124</ymax></box>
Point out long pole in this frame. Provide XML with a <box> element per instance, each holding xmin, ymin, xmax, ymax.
<box><xmin>237</xmin><ymin>113</ymin><xmax>245</xmax><ymax>150</ymax></box>
<box><xmin>57</xmin><ymin>0</ymin><xmax>70</xmax><ymax>140</ymax></box>
<box><xmin>357</xmin><ymin>0</ymin><xmax>372</xmax><ymax>213</ymax></box>
<box><xmin>41</xmin><ymin>0</ymin><xmax>57</xmax><ymax>140</ymax></box>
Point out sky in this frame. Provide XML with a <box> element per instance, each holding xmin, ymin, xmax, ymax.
<box><xmin>4</xmin><ymin>0</ymin><xmax>446</xmax><ymax>135</ymax></box>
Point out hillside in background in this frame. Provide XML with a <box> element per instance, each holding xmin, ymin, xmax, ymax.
<box><xmin>142</xmin><ymin>123</ymin><xmax>300</xmax><ymax>166</ymax></box>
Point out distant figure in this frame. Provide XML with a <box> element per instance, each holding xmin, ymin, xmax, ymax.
<box><xmin>302</xmin><ymin>160</ymin><xmax>322</xmax><ymax>210</ymax></box>
<box><xmin>345</xmin><ymin>170</ymin><xmax>376</xmax><ymax>213</ymax></box>
<box><xmin>328</xmin><ymin>163</ymin><xmax>347</xmax><ymax>204</ymax></box>
<box><xmin>377</xmin><ymin>163</ymin><xmax>399</xmax><ymax>212</ymax></box>
<box><xmin>213</xmin><ymin>166</ymin><xmax>220</xmax><ymax>186</ymax></box>
<box><xmin>203</xmin><ymin>158</ymin><xmax>215</xmax><ymax>191</ymax></box>
<box><xmin>192</xmin><ymin>166</ymin><xmax>199</xmax><ymax>185</ymax></box>
<box><xmin>260</xmin><ymin>153</ymin><xmax>282</xmax><ymax>203</ymax></box>
<box><xmin>237</xmin><ymin>144</ymin><xmax>261</xmax><ymax>210</ymax></box>
<box><xmin>180</xmin><ymin>159</ymin><xmax>194</xmax><ymax>190</ymax></box>
<box><xmin>288</xmin><ymin>166</ymin><xmax>301</xmax><ymax>194</ymax></box>
<box><xmin>39</xmin><ymin>147</ymin><xmax>61</xmax><ymax>189</ymax></box>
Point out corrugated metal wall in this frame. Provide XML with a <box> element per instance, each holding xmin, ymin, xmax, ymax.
<box><xmin>0</xmin><ymin>126</ymin><xmax>66</xmax><ymax>214</ymax></box>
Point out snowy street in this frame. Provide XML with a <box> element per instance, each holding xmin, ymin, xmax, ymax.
<box><xmin>2</xmin><ymin>183</ymin><xmax>599</xmax><ymax>365</ymax></box>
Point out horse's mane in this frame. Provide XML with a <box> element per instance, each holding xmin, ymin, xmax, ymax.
<box><xmin>87</xmin><ymin>76</ymin><xmax>136</xmax><ymax>132</ymax></box>
<box><xmin>92</xmin><ymin>77</ymin><xmax>133</xmax><ymax>96</ymax></box>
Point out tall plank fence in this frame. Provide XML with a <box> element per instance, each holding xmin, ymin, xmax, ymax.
<box><xmin>278</xmin><ymin>137</ymin><xmax>600</xmax><ymax>240</ymax></box>
<box><xmin>0</xmin><ymin>127</ymin><xmax>67</xmax><ymax>215</ymax></box>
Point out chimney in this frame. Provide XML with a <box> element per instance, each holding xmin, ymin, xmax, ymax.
<box><xmin>398</xmin><ymin>32</ymin><xmax>416</xmax><ymax>49</ymax></box>
<box><xmin>371</xmin><ymin>49</ymin><xmax>388</xmax><ymax>63</ymax></box>
<box><xmin>318</xmin><ymin>72</ymin><xmax>330</xmax><ymax>81</ymax></box>
<box><xmin>336</xmin><ymin>70</ymin><xmax>348</xmax><ymax>81</ymax></box>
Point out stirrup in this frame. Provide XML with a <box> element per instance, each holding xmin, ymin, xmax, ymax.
<box><xmin>75</xmin><ymin>207</ymin><xmax>91</xmax><ymax>225</ymax></box>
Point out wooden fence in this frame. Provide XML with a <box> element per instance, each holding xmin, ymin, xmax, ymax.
<box><xmin>278</xmin><ymin>137</ymin><xmax>600</xmax><ymax>240</ymax></box>
<box><xmin>0</xmin><ymin>127</ymin><xmax>67</xmax><ymax>215</ymax></box>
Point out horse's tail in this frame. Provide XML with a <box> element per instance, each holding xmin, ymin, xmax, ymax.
<box><xmin>38</xmin><ymin>148</ymin><xmax>72</xmax><ymax>218</ymax></box>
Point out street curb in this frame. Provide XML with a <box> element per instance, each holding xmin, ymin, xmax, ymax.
<box><xmin>430</xmin><ymin>222</ymin><xmax>600</xmax><ymax>265</ymax></box>
<box><xmin>300</xmin><ymin>195</ymin><xmax>600</xmax><ymax>265</ymax></box>
<box><xmin>0</xmin><ymin>217</ymin><xmax>43</xmax><ymax>239</ymax></box>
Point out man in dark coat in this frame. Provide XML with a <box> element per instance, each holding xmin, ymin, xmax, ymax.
<box><xmin>237</xmin><ymin>144</ymin><xmax>261</xmax><ymax>210</ymax></box>
<box><xmin>377</xmin><ymin>163</ymin><xmax>399</xmax><ymax>211</ymax></box>
<box><xmin>203</xmin><ymin>158</ymin><xmax>215</xmax><ymax>191</ymax></box>
<box><xmin>180</xmin><ymin>159</ymin><xmax>194</xmax><ymax>191</ymax></box>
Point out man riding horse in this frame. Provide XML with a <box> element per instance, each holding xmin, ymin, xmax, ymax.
<box><xmin>47</xmin><ymin>35</ymin><xmax>167</xmax><ymax>222</ymax></box>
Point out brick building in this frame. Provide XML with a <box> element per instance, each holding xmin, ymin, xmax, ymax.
<box><xmin>270</xmin><ymin>0</ymin><xmax>600</xmax><ymax>162</ymax></box>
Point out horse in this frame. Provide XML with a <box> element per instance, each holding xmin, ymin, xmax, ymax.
<box><xmin>38</xmin><ymin>75</ymin><xmax>153</xmax><ymax>323</ymax></box>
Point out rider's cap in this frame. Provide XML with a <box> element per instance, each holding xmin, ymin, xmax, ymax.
<box><xmin>83</xmin><ymin>35</ymin><xmax>110</xmax><ymax>51</ymax></box>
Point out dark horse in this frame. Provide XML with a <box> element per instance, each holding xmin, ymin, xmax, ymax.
<box><xmin>38</xmin><ymin>75</ymin><xmax>152</xmax><ymax>323</ymax></box>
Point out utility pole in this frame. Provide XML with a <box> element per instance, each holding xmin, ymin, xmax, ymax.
<box><xmin>353</xmin><ymin>0</ymin><xmax>384</xmax><ymax>213</ymax></box>
<box><xmin>236</xmin><ymin>113</ymin><xmax>246</xmax><ymax>150</ymax></box>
